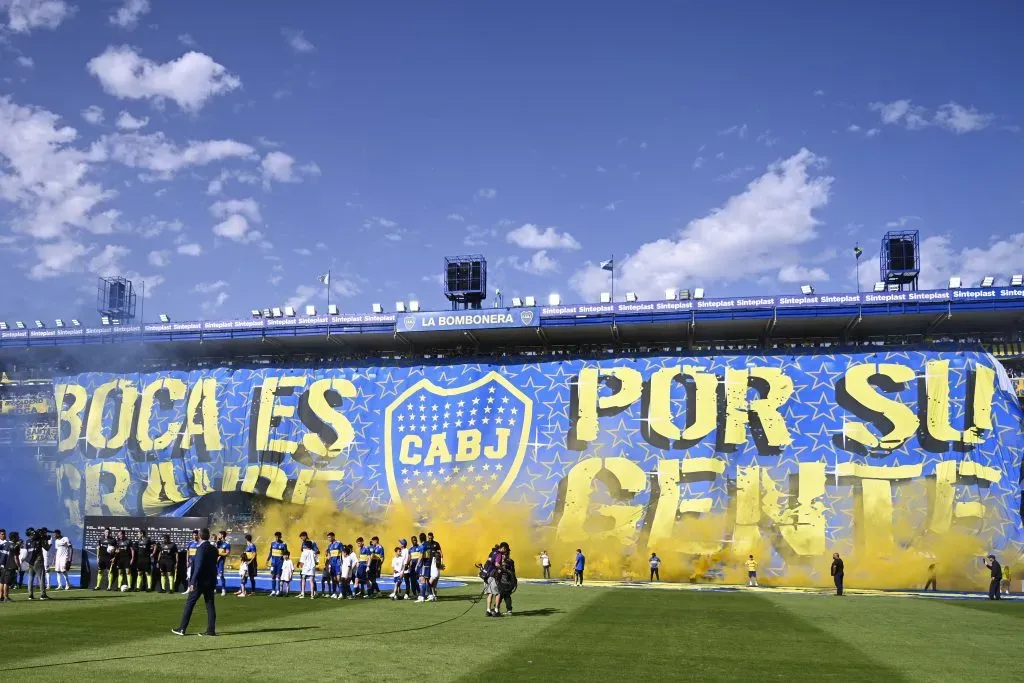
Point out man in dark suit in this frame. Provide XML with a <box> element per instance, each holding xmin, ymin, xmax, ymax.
<box><xmin>172</xmin><ymin>528</ymin><xmax>218</xmax><ymax>636</ymax></box>
<box><xmin>986</xmin><ymin>555</ymin><xmax>1002</xmax><ymax>600</ymax></box>
<box><xmin>830</xmin><ymin>552</ymin><xmax>845</xmax><ymax>596</ymax></box>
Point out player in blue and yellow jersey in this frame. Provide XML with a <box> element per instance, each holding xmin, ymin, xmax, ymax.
<box><xmin>407</xmin><ymin>536</ymin><xmax>422</xmax><ymax>599</ymax></box>
<box><xmin>298</xmin><ymin>531</ymin><xmax>319</xmax><ymax>557</ymax></box>
<box><xmin>267</xmin><ymin>531</ymin><xmax>288</xmax><ymax>596</ymax></box>
<box><xmin>241</xmin><ymin>534</ymin><xmax>257</xmax><ymax>595</ymax></box>
<box><xmin>184</xmin><ymin>529</ymin><xmax>200</xmax><ymax>595</ymax></box>
<box><xmin>369</xmin><ymin>535</ymin><xmax>385</xmax><ymax>597</ymax></box>
<box><xmin>417</xmin><ymin>533</ymin><xmax>435</xmax><ymax>602</ymax></box>
<box><xmin>354</xmin><ymin>537</ymin><xmax>371</xmax><ymax>597</ymax></box>
<box><xmin>325</xmin><ymin>532</ymin><xmax>343</xmax><ymax>599</ymax></box>
<box><xmin>215</xmin><ymin>530</ymin><xmax>231</xmax><ymax>596</ymax></box>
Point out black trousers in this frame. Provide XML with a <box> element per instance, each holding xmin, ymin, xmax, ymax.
<box><xmin>924</xmin><ymin>578</ymin><xmax>937</xmax><ymax>591</ymax></box>
<box><xmin>650</xmin><ymin>568</ymin><xmax>660</xmax><ymax>581</ymax></box>
<box><xmin>178</xmin><ymin>584</ymin><xmax>216</xmax><ymax>634</ymax></box>
<box><xmin>542</xmin><ymin>566</ymin><xmax>550</xmax><ymax>579</ymax></box>
<box><xmin>247</xmin><ymin>561</ymin><xmax>257</xmax><ymax>593</ymax></box>
<box><xmin>988</xmin><ymin>578</ymin><xmax>1001</xmax><ymax>599</ymax></box>
<box><xmin>834</xmin><ymin>573</ymin><xmax>844</xmax><ymax>596</ymax></box>
<box><xmin>501</xmin><ymin>591</ymin><xmax>512</xmax><ymax>611</ymax></box>
<box><xmin>574</xmin><ymin>570</ymin><xmax>583</xmax><ymax>585</ymax></box>
<box><xmin>404</xmin><ymin>572</ymin><xmax>417</xmax><ymax>595</ymax></box>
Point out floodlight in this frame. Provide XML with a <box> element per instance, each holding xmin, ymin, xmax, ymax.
<box><xmin>548</xmin><ymin>293</ymin><xmax>561</xmax><ymax>306</ymax></box>
<box><xmin>679</xmin><ymin>289</ymin><xmax>691</xmax><ymax>300</ymax></box>
<box><xmin>271</xmin><ymin>307</ymin><xmax>283</xmax><ymax>318</ymax></box>
<box><xmin>599</xmin><ymin>292</ymin><xmax>611</xmax><ymax>303</ymax></box>
<box><xmin>664</xmin><ymin>288</ymin><xmax>677</xmax><ymax>300</ymax></box>
<box><xmin>100</xmin><ymin>317</ymin><xmax>110</xmax><ymax>326</ymax></box>
<box><xmin>262</xmin><ymin>308</ymin><xmax>272</xmax><ymax>318</ymax></box>
<box><xmin>873</xmin><ymin>282</ymin><xmax>885</xmax><ymax>292</ymax></box>
<box><xmin>948</xmin><ymin>277</ymin><xmax>962</xmax><ymax>289</ymax></box>
<box><xmin>34</xmin><ymin>320</ymin><xmax>44</xmax><ymax>328</ymax></box>
<box><xmin>305</xmin><ymin>305</ymin><xmax>316</xmax><ymax>316</ymax></box>
<box><xmin>511</xmin><ymin>297</ymin><xmax>523</xmax><ymax>308</ymax></box>
<box><xmin>887</xmin><ymin>284</ymin><xmax>900</xmax><ymax>292</ymax></box>
<box><xmin>693</xmin><ymin>288</ymin><xmax>705</xmax><ymax>299</ymax></box>
<box><xmin>409</xmin><ymin>301</ymin><xmax>420</xmax><ymax>312</ymax></box>
<box><xmin>372</xmin><ymin>303</ymin><xmax>383</xmax><ymax>314</ymax></box>
<box><xmin>71</xmin><ymin>319</ymin><xmax>80</xmax><ymax>327</ymax></box>
<box><xmin>1011</xmin><ymin>274</ymin><xmax>1024</xmax><ymax>287</ymax></box>
<box><xmin>158</xmin><ymin>313</ymin><xmax>170</xmax><ymax>323</ymax></box>
<box><xmin>251</xmin><ymin>309</ymin><xmax>262</xmax><ymax>317</ymax></box>
<box><xmin>395</xmin><ymin>301</ymin><xmax>406</xmax><ymax>313</ymax></box>
<box><xmin>0</xmin><ymin>322</ymin><xmax>7</xmax><ymax>330</ymax></box>
<box><xmin>524</xmin><ymin>296</ymin><xmax>536</xmax><ymax>307</ymax></box>
<box><xmin>284</xmin><ymin>306</ymin><xmax>296</xmax><ymax>317</ymax></box>
<box><xmin>327</xmin><ymin>304</ymin><xmax>339</xmax><ymax>315</ymax></box>
<box><xmin>625</xmin><ymin>292</ymin><xmax>638</xmax><ymax>302</ymax></box>
<box><xmin>980</xmin><ymin>276</ymin><xmax>995</xmax><ymax>287</ymax></box>
<box><xmin>111</xmin><ymin>319</ymin><xmax>121</xmax><ymax>325</ymax></box>
<box><xmin>800</xmin><ymin>284</ymin><xmax>814</xmax><ymax>295</ymax></box>
<box><xmin>55</xmin><ymin>319</ymin><xmax>64</xmax><ymax>328</ymax></box>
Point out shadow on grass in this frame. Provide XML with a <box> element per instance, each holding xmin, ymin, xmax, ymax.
<box><xmin>507</xmin><ymin>608</ymin><xmax>563</xmax><ymax>617</ymax></box>
<box><xmin>218</xmin><ymin>626</ymin><xmax>319</xmax><ymax>635</ymax></box>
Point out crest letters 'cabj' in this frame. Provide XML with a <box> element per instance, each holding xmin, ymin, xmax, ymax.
<box><xmin>383</xmin><ymin>371</ymin><xmax>533</xmax><ymax>515</ymax></box>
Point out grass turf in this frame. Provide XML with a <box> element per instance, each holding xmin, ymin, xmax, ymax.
<box><xmin>0</xmin><ymin>583</ymin><xmax>1019</xmax><ymax>682</ymax></box>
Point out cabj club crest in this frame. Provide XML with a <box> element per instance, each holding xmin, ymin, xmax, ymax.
<box><xmin>383</xmin><ymin>371</ymin><xmax>533</xmax><ymax>517</ymax></box>
<box><xmin>402</xmin><ymin>315</ymin><xmax>417</xmax><ymax>331</ymax></box>
<box><xmin>519</xmin><ymin>309</ymin><xmax>535</xmax><ymax>325</ymax></box>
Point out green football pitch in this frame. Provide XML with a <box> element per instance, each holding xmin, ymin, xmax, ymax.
<box><xmin>1</xmin><ymin>581</ymin><xmax>1020</xmax><ymax>682</ymax></box>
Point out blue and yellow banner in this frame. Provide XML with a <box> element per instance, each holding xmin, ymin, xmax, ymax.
<box><xmin>48</xmin><ymin>348</ymin><xmax>1024</xmax><ymax>572</ymax></box>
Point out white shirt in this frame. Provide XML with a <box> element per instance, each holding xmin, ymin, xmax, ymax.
<box><xmin>391</xmin><ymin>556</ymin><xmax>404</xmax><ymax>576</ymax></box>
<box><xmin>53</xmin><ymin>536</ymin><xmax>72</xmax><ymax>565</ymax></box>
<box><xmin>281</xmin><ymin>559</ymin><xmax>294</xmax><ymax>582</ymax></box>
<box><xmin>341</xmin><ymin>554</ymin><xmax>355</xmax><ymax>578</ymax></box>
<box><xmin>540</xmin><ymin>553</ymin><xmax>550</xmax><ymax>567</ymax></box>
<box><xmin>300</xmin><ymin>548</ymin><xmax>317</xmax><ymax>576</ymax></box>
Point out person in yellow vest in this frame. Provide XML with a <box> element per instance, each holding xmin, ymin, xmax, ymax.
<box><xmin>1001</xmin><ymin>564</ymin><xmax>1012</xmax><ymax>595</ymax></box>
<box><xmin>746</xmin><ymin>555</ymin><xmax>759</xmax><ymax>587</ymax></box>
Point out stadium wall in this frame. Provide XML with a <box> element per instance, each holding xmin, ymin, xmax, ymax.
<box><xmin>4</xmin><ymin>347</ymin><xmax>1023</xmax><ymax>582</ymax></box>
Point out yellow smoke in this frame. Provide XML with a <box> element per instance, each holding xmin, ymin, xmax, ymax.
<box><xmin>253</xmin><ymin>480</ymin><xmax>1020</xmax><ymax>592</ymax></box>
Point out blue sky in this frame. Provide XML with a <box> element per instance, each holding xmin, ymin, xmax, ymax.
<box><xmin>1</xmin><ymin>1</ymin><xmax>1022</xmax><ymax>324</ymax></box>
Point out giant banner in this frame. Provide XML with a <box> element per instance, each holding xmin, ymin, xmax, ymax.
<box><xmin>47</xmin><ymin>348</ymin><xmax>1024</xmax><ymax>576</ymax></box>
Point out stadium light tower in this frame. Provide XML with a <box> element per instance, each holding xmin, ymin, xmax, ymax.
<box><xmin>980</xmin><ymin>276</ymin><xmax>995</xmax><ymax>288</ymax></box>
<box><xmin>800</xmin><ymin>284</ymin><xmax>815</xmax><ymax>295</ymax></box>
<box><xmin>548</xmin><ymin>293</ymin><xmax>561</xmax><ymax>306</ymax></box>
<box><xmin>1012</xmin><ymin>274</ymin><xmax>1024</xmax><ymax>287</ymax></box>
<box><xmin>443</xmin><ymin>255</ymin><xmax>487</xmax><ymax>310</ymax></box>
<box><xmin>948</xmin><ymin>277</ymin><xmax>962</xmax><ymax>289</ymax></box>
<box><xmin>880</xmin><ymin>230</ymin><xmax>920</xmax><ymax>292</ymax></box>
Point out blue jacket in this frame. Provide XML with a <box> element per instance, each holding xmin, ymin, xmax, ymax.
<box><xmin>190</xmin><ymin>541</ymin><xmax>219</xmax><ymax>588</ymax></box>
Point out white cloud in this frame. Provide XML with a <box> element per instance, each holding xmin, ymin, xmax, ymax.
<box><xmin>602</xmin><ymin>200</ymin><xmax>622</xmax><ymax>211</ymax></box>
<box><xmin>269</xmin><ymin>275</ymin><xmax>283</xmax><ymax>286</ymax></box>
<box><xmin>865</xmin><ymin>128</ymin><xmax>880</xmax><ymax>138</ymax></box>
<box><xmin>692</xmin><ymin>156</ymin><xmax>705</xmax><ymax>170</ymax></box>
<box><xmin>1</xmin><ymin>0</ymin><xmax>72</xmax><ymax>33</ymax></box>
<box><xmin>363</xmin><ymin>216</ymin><xmax>398</xmax><ymax>230</ymax></box>
<box><xmin>148</xmin><ymin>249</ymin><xmax>169</xmax><ymax>267</ymax></box>
<box><xmin>506</xmin><ymin>223</ymin><xmax>581</xmax><ymax>250</ymax></box>
<box><xmin>17</xmin><ymin>55</ymin><xmax>34</xmax><ymax>68</ymax></box>
<box><xmin>193</xmin><ymin>280</ymin><xmax>228</xmax><ymax>294</ymax></box>
<box><xmin>81</xmin><ymin>105</ymin><xmax>104</xmax><ymax>125</ymax></box>
<box><xmin>137</xmin><ymin>217</ymin><xmax>183</xmax><ymax>238</ymax></box>
<box><xmin>813</xmin><ymin>89</ymin><xmax>825</xmax><ymax>97</ymax></box>
<box><xmin>109</xmin><ymin>0</ymin><xmax>149</xmax><ymax>29</ymax></box>
<box><xmin>886</xmin><ymin>215</ymin><xmax>920</xmax><ymax>228</ymax></box>
<box><xmin>87</xmin><ymin>46</ymin><xmax>242</xmax><ymax>112</ymax></box>
<box><xmin>934</xmin><ymin>102</ymin><xmax>995</xmax><ymax>134</ymax></box>
<box><xmin>114</xmin><ymin>111</ymin><xmax>148</xmax><ymax>130</ymax></box>
<box><xmin>293</xmin><ymin>248</ymin><xmax>312</xmax><ymax>256</ymax></box>
<box><xmin>570</xmin><ymin>148</ymin><xmax>832</xmax><ymax>301</ymax></box>
<box><xmin>777</xmin><ymin>264</ymin><xmax>829</xmax><ymax>283</ymax></box>
<box><xmin>715</xmin><ymin>165</ymin><xmax>755</xmax><ymax>182</ymax></box>
<box><xmin>509</xmin><ymin>250</ymin><xmax>558</xmax><ymax>275</ymax></box>
<box><xmin>917</xmin><ymin>234</ymin><xmax>1024</xmax><ymax>289</ymax></box>
<box><xmin>200</xmin><ymin>290</ymin><xmax>229</xmax><ymax>314</ymax></box>
<box><xmin>100</xmin><ymin>132</ymin><xmax>255</xmax><ymax>177</ymax></box>
<box><xmin>282</xmin><ymin>28</ymin><xmax>315</xmax><ymax>53</ymax></box>
<box><xmin>210</xmin><ymin>197</ymin><xmax>261</xmax><ymax>223</ymax></box>
<box><xmin>178</xmin><ymin>33</ymin><xmax>196</xmax><ymax>47</ymax></box>
<box><xmin>213</xmin><ymin>214</ymin><xmax>260</xmax><ymax>243</ymax></box>
<box><xmin>756</xmin><ymin>130</ymin><xmax>779</xmax><ymax>147</ymax></box>
<box><xmin>88</xmin><ymin>244</ymin><xmax>130</xmax><ymax>278</ymax></box>
<box><xmin>477</xmin><ymin>188</ymin><xmax>497</xmax><ymax>199</ymax></box>
<box><xmin>464</xmin><ymin>224</ymin><xmax>495</xmax><ymax>246</ymax></box>
<box><xmin>596</xmin><ymin>165</ymin><xmax>607</xmax><ymax>173</ymax></box>
<box><xmin>177</xmin><ymin>242</ymin><xmax>202</xmax><ymax>256</ymax></box>
<box><xmin>847</xmin><ymin>124</ymin><xmax>861</xmax><ymax>133</ymax></box>
<box><xmin>28</xmin><ymin>240</ymin><xmax>89</xmax><ymax>279</ymax></box>
<box><xmin>447</xmin><ymin>212</ymin><xmax>465</xmax><ymax>222</ymax></box>
<box><xmin>718</xmin><ymin>124</ymin><xmax>748</xmax><ymax>138</ymax></box>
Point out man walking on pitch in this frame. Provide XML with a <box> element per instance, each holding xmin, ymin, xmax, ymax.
<box><xmin>830</xmin><ymin>552</ymin><xmax>844</xmax><ymax>596</ymax></box>
<box><xmin>172</xmin><ymin>528</ymin><xmax>218</xmax><ymax>637</ymax></box>
<box><xmin>649</xmin><ymin>553</ymin><xmax>661</xmax><ymax>582</ymax></box>
<box><xmin>746</xmin><ymin>555</ymin><xmax>759</xmax><ymax>587</ymax></box>
<box><xmin>986</xmin><ymin>555</ymin><xmax>1002</xmax><ymax>600</ymax></box>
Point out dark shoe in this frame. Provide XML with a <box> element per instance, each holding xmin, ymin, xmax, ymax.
<box><xmin>171</xmin><ymin>628</ymin><xmax>185</xmax><ymax>636</ymax></box>
<box><xmin>39</xmin><ymin>595</ymin><xmax>49</xmax><ymax>600</ymax></box>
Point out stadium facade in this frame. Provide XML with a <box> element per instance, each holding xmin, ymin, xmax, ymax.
<box><xmin>2</xmin><ymin>283</ymin><xmax>1023</xmax><ymax>579</ymax></box>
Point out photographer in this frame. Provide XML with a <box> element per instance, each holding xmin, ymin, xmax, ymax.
<box><xmin>25</xmin><ymin>527</ymin><xmax>51</xmax><ymax>600</ymax></box>
<box><xmin>497</xmin><ymin>543</ymin><xmax>517</xmax><ymax>616</ymax></box>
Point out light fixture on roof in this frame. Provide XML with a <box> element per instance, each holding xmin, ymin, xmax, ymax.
<box><xmin>599</xmin><ymin>292</ymin><xmax>611</xmax><ymax>303</ymax></box>
<box><xmin>873</xmin><ymin>282</ymin><xmax>885</xmax><ymax>292</ymax></box>
<box><xmin>800</xmin><ymin>284</ymin><xmax>814</xmax><ymax>295</ymax></box>
<box><xmin>55</xmin><ymin>319</ymin><xmax>64</xmax><ymax>328</ymax></box>
<box><xmin>271</xmin><ymin>307</ymin><xmax>283</xmax><ymax>318</ymax></box>
<box><xmin>948</xmin><ymin>277</ymin><xmax>962</xmax><ymax>289</ymax></box>
<box><xmin>327</xmin><ymin>304</ymin><xmax>338</xmax><ymax>315</ymax></box>
<box><xmin>524</xmin><ymin>296</ymin><xmax>536</xmax><ymax>307</ymax></box>
<box><xmin>548</xmin><ymin>293</ymin><xmax>561</xmax><ymax>306</ymax></box>
<box><xmin>33</xmin><ymin>320</ymin><xmax>44</xmax><ymax>328</ymax></box>
<box><xmin>980</xmin><ymin>276</ymin><xmax>995</xmax><ymax>287</ymax></box>
<box><xmin>887</xmin><ymin>284</ymin><xmax>900</xmax><ymax>292</ymax></box>
<box><xmin>100</xmin><ymin>317</ymin><xmax>110</xmax><ymax>326</ymax></box>
<box><xmin>0</xmin><ymin>322</ymin><xmax>7</xmax><ymax>331</ymax></box>
<box><xmin>305</xmin><ymin>305</ymin><xmax>317</xmax><ymax>316</ymax></box>
<box><xmin>1011</xmin><ymin>274</ymin><xmax>1024</xmax><ymax>287</ymax></box>
<box><xmin>158</xmin><ymin>314</ymin><xmax>170</xmax><ymax>323</ymax></box>
<box><xmin>111</xmin><ymin>318</ymin><xmax>121</xmax><ymax>325</ymax></box>
<box><xmin>251</xmin><ymin>309</ymin><xmax>262</xmax><ymax>318</ymax></box>
<box><xmin>409</xmin><ymin>301</ymin><xmax>420</xmax><ymax>312</ymax></box>
<box><xmin>395</xmin><ymin>301</ymin><xmax>406</xmax><ymax>313</ymax></box>
<box><xmin>372</xmin><ymin>303</ymin><xmax>383</xmax><ymax>314</ymax></box>
<box><xmin>284</xmin><ymin>306</ymin><xmax>296</xmax><ymax>317</ymax></box>
<box><xmin>664</xmin><ymin>288</ymin><xmax>677</xmax><ymax>300</ymax></box>
<box><xmin>679</xmin><ymin>289</ymin><xmax>691</xmax><ymax>300</ymax></box>
<box><xmin>693</xmin><ymin>288</ymin><xmax>705</xmax><ymax>299</ymax></box>
<box><xmin>71</xmin><ymin>319</ymin><xmax>81</xmax><ymax>327</ymax></box>
<box><xmin>511</xmin><ymin>297</ymin><xmax>523</xmax><ymax>307</ymax></box>
<box><xmin>625</xmin><ymin>292</ymin><xmax>638</xmax><ymax>302</ymax></box>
